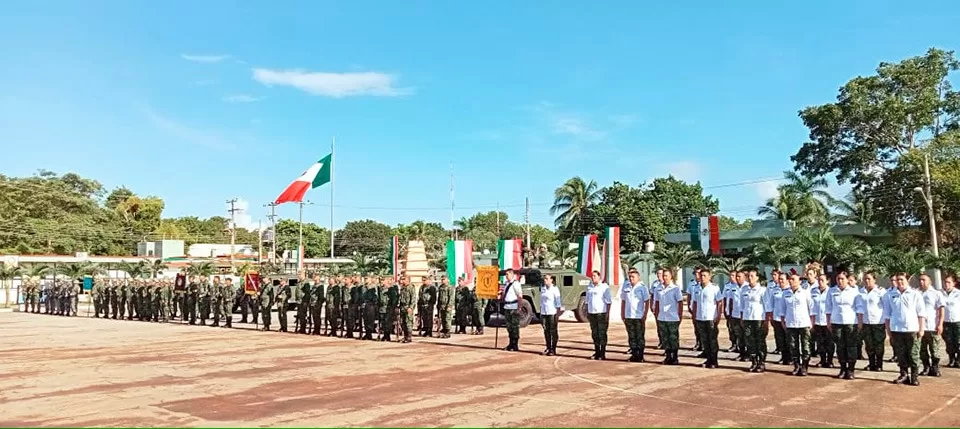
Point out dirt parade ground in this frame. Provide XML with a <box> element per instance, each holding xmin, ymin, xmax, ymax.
<box><xmin>2</xmin><ymin>309</ymin><xmax>959</xmax><ymax>428</ymax></box>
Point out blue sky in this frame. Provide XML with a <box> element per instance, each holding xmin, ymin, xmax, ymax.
<box><xmin>2</xmin><ymin>1</ymin><xmax>959</xmax><ymax>231</ymax></box>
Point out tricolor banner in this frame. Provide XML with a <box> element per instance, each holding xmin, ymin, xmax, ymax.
<box><xmin>576</xmin><ymin>234</ymin><xmax>601</xmax><ymax>277</ymax></box>
<box><xmin>446</xmin><ymin>240</ymin><xmax>474</xmax><ymax>284</ymax></box>
<box><xmin>390</xmin><ymin>236</ymin><xmax>400</xmax><ymax>281</ymax></box>
<box><xmin>690</xmin><ymin>216</ymin><xmax>721</xmax><ymax>255</ymax></box>
<box><xmin>497</xmin><ymin>239</ymin><xmax>523</xmax><ymax>282</ymax></box>
<box><xmin>601</xmin><ymin>226</ymin><xmax>624</xmax><ymax>286</ymax></box>
<box><xmin>275</xmin><ymin>153</ymin><xmax>332</xmax><ymax>205</ymax></box>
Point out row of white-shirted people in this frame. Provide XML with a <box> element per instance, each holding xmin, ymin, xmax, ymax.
<box><xmin>513</xmin><ymin>266</ymin><xmax>960</xmax><ymax>387</ymax></box>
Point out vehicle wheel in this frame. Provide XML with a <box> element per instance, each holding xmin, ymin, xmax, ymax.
<box><xmin>518</xmin><ymin>299</ymin><xmax>534</xmax><ymax>328</ymax></box>
<box><xmin>574</xmin><ymin>296</ymin><xmax>588</xmax><ymax>322</ymax></box>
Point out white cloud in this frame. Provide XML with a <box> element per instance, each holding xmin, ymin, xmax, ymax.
<box><xmin>222</xmin><ymin>94</ymin><xmax>262</xmax><ymax>103</ymax></box>
<box><xmin>664</xmin><ymin>161</ymin><xmax>701</xmax><ymax>182</ymax></box>
<box><xmin>755</xmin><ymin>180</ymin><xmax>780</xmax><ymax>201</ymax></box>
<box><xmin>181</xmin><ymin>54</ymin><xmax>231</xmax><ymax>63</ymax></box>
<box><xmin>141</xmin><ymin>105</ymin><xmax>233</xmax><ymax>151</ymax></box>
<box><xmin>229</xmin><ymin>198</ymin><xmax>257</xmax><ymax>230</ymax></box>
<box><xmin>252</xmin><ymin>68</ymin><xmax>412</xmax><ymax>98</ymax></box>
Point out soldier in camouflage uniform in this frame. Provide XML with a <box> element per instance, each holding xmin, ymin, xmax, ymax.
<box><xmin>276</xmin><ymin>279</ymin><xmax>291</xmax><ymax>332</ymax></box>
<box><xmin>160</xmin><ymin>279</ymin><xmax>173</xmax><ymax>323</ymax></box>
<box><xmin>437</xmin><ymin>277</ymin><xmax>454</xmax><ymax>338</ymax></box>
<box><xmin>399</xmin><ymin>277</ymin><xmax>417</xmax><ymax>343</ymax></box>
<box><xmin>60</xmin><ymin>280</ymin><xmax>70</xmax><ymax>316</ymax></box>
<box><xmin>153</xmin><ymin>280</ymin><xmax>164</xmax><ymax>322</ymax></box>
<box><xmin>296</xmin><ymin>274</ymin><xmax>312</xmax><ymax>334</ymax></box>
<box><xmin>471</xmin><ymin>284</ymin><xmax>486</xmax><ymax>335</ymax></box>
<box><xmin>345</xmin><ymin>277</ymin><xmax>360</xmax><ymax>339</ymax></box>
<box><xmin>417</xmin><ymin>281</ymin><xmax>428</xmax><ymax>336</ymax></box>
<box><xmin>423</xmin><ymin>279</ymin><xmax>438</xmax><ymax>337</ymax></box>
<box><xmin>311</xmin><ymin>275</ymin><xmax>326</xmax><ymax>335</ymax></box>
<box><xmin>377</xmin><ymin>277</ymin><xmax>392</xmax><ymax>341</ymax></box>
<box><xmin>70</xmin><ymin>279</ymin><xmax>80</xmax><ymax>316</ymax></box>
<box><xmin>198</xmin><ymin>277</ymin><xmax>211</xmax><ymax>325</ymax></box>
<box><xmin>110</xmin><ymin>279</ymin><xmax>122</xmax><ymax>319</ymax></box>
<box><xmin>125</xmin><ymin>279</ymin><xmax>136</xmax><ymax>320</ymax></box>
<box><xmin>362</xmin><ymin>276</ymin><xmax>380</xmax><ymax>340</ymax></box>
<box><xmin>220</xmin><ymin>277</ymin><xmax>235</xmax><ymax>328</ymax></box>
<box><xmin>260</xmin><ymin>278</ymin><xmax>276</xmax><ymax>331</ymax></box>
<box><xmin>43</xmin><ymin>281</ymin><xmax>53</xmax><ymax>314</ymax></box>
<box><xmin>103</xmin><ymin>278</ymin><xmax>114</xmax><ymax>318</ymax></box>
<box><xmin>26</xmin><ymin>278</ymin><xmax>39</xmax><ymax>313</ymax></box>
<box><xmin>210</xmin><ymin>276</ymin><xmax>223</xmax><ymax>327</ymax></box>
<box><xmin>455</xmin><ymin>278</ymin><xmax>470</xmax><ymax>334</ymax></box>
<box><xmin>185</xmin><ymin>276</ymin><xmax>199</xmax><ymax>325</ymax></box>
<box><xmin>91</xmin><ymin>277</ymin><xmax>103</xmax><ymax>318</ymax></box>
<box><xmin>325</xmin><ymin>277</ymin><xmax>341</xmax><ymax>336</ymax></box>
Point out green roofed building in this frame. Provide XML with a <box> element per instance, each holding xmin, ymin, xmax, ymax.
<box><xmin>664</xmin><ymin>219</ymin><xmax>894</xmax><ymax>254</ymax></box>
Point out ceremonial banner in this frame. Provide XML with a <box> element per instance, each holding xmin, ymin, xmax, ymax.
<box><xmin>576</xmin><ymin>234</ymin><xmax>601</xmax><ymax>276</ymax></box>
<box><xmin>475</xmin><ymin>265</ymin><xmax>500</xmax><ymax>299</ymax></box>
<box><xmin>497</xmin><ymin>239</ymin><xmax>522</xmax><ymax>282</ymax></box>
<box><xmin>690</xmin><ymin>216</ymin><xmax>721</xmax><ymax>255</ymax></box>
<box><xmin>174</xmin><ymin>273</ymin><xmax>186</xmax><ymax>292</ymax></box>
<box><xmin>601</xmin><ymin>226</ymin><xmax>625</xmax><ymax>286</ymax></box>
<box><xmin>244</xmin><ymin>272</ymin><xmax>260</xmax><ymax>295</ymax></box>
<box><xmin>446</xmin><ymin>239</ymin><xmax>474</xmax><ymax>284</ymax></box>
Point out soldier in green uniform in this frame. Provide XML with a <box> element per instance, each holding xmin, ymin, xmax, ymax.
<box><xmin>399</xmin><ymin>277</ymin><xmax>417</xmax><ymax>343</ymax></box>
<box><xmin>311</xmin><ymin>275</ymin><xmax>326</xmax><ymax>335</ymax></box>
<box><xmin>135</xmin><ymin>280</ymin><xmax>147</xmax><ymax>321</ymax></box>
<box><xmin>160</xmin><ymin>279</ymin><xmax>173</xmax><ymax>323</ymax></box>
<box><xmin>91</xmin><ymin>276</ymin><xmax>103</xmax><ymax>318</ymax></box>
<box><xmin>185</xmin><ymin>276</ymin><xmax>199</xmax><ymax>325</ymax></box>
<box><xmin>377</xmin><ymin>277</ymin><xmax>392</xmax><ymax>341</ymax></box>
<box><xmin>101</xmin><ymin>277</ymin><xmax>113</xmax><ymax>318</ymax></box>
<box><xmin>362</xmin><ymin>276</ymin><xmax>380</xmax><ymax>340</ymax></box>
<box><xmin>325</xmin><ymin>277</ymin><xmax>340</xmax><ymax>336</ymax></box>
<box><xmin>417</xmin><ymin>281</ymin><xmax>428</xmax><ymax>336</ymax></box>
<box><xmin>296</xmin><ymin>274</ymin><xmax>312</xmax><ymax>334</ymax></box>
<box><xmin>276</xmin><ymin>279</ymin><xmax>291</xmax><ymax>332</ymax></box>
<box><xmin>198</xmin><ymin>277</ymin><xmax>211</xmax><ymax>325</ymax></box>
<box><xmin>125</xmin><ymin>279</ymin><xmax>136</xmax><ymax>320</ymax></box>
<box><xmin>260</xmin><ymin>278</ymin><xmax>277</xmax><ymax>331</ymax></box>
<box><xmin>456</xmin><ymin>278</ymin><xmax>472</xmax><ymax>334</ymax></box>
<box><xmin>109</xmin><ymin>279</ymin><xmax>121</xmax><ymax>319</ymax></box>
<box><xmin>152</xmin><ymin>280</ymin><xmax>163</xmax><ymax>322</ymax></box>
<box><xmin>423</xmin><ymin>278</ymin><xmax>438</xmax><ymax>337</ymax></box>
<box><xmin>471</xmin><ymin>283</ymin><xmax>486</xmax><ymax>335</ymax></box>
<box><xmin>220</xmin><ymin>277</ymin><xmax>235</xmax><ymax>328</ymax></box>
<box><xmin>70</xmin><ymin>279</ymin><xmax>80</xmax><ymax>316</ymax></box>
<box><xmin>209</xmin><ymin>276</ymin><xmax>222</xmax><ymax>327</ymax></box>
<box><xmin>23</xmin><ymin>278</ymin><xmax>36</xmax><ymax>313</ymax></box>
<box><xmin>345</xmin><ymin>277</ymin><xmax>360</xmax><ymax>338</ymax></box>
<box><xmin>437</xmin><ymin>276</ymin><xmax>454</xmax><ymax>338</ymax></box>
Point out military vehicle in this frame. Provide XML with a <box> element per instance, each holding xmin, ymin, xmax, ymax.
<box><xmin>484</xmin><ymin>268</ymin><xmax>592</xmax><ymax>328</ymax></box>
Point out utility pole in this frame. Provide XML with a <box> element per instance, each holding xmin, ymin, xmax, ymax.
<box><xmin>496</xmin><ymin>202</ymin><xmax>501</xmax><ymax>238</ymax></box>
<box><xmin>264</xmin><ymin>202</ymin><xmax>278</xmax><ymax>263</ymax></box>
<box><xmin>525</xmin><ymin>197</ymin><xmax>531</xmax><ymax>251</ymax></box>
<box><xmin>257</xmin><ymin>220</ymin><xmax>263</xmax><ymax>268</ymax></box>
<box><xmin>227</xmin><ymin>198</ymin><xmax>239</xmax><ymax>272</ymax></box>
<box><xmin>916</xmin><ymin>153</ymin><xmax>942</xmax><ymax>289</ymax></box>
<box><xmin>450</xmin><ymin>163</ymin><xmax>456</xmax><ymax>240</ymax></box>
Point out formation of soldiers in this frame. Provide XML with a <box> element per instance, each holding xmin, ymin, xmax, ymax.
<box><xmin>20</xmin><ymin>277</ymin><xmax>80</xmax><ymax>316</ymax></box>
<box><xmin>82</xmin><ymin>276</ymin><xmax>239</xmax><ymax>325</ymax></box>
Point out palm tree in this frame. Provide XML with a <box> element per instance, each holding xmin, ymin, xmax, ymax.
<box><xmin>547</xmin><ymin>240</ymin><xmax>576</xmax><ymax>269</ymax></box>
<box><xmin>57</xmin><ymin>261</ymin><xmax>100</xmax><ymax>279</ymax></box>
<box><xmin>758</xmin><ymin>172</ymin><xmax>831</xmax><ymax>226</ymax></box>
<box><xmin>550</xmin><ymin>177</ymin><xmax>601</xmax><ymax>232</ymax></box>
<box><xmin>829</xmin><ymin>191</ymin><xmax>875</xmax><ymax>225</ymax></box>
<box><xmin>234</xmin><ymin>262</ymin><xmax>255</xmax><ymax>277</ymax></box>
<box><xmin>750</xmin><ymin>237</ymin><xmax>796</xmax><ymax>270</ymax></box>
<box><xmin>0</xmin><ymin>265</ymin><xmax>24</xmax><ymax>308</ymax></box>
<box><xmin>794</xmin><ymin>226</ymin><xmax>839</xmax><ymax>266</ymax></box>
<box><xmin>348</xmin><ymin>251</ymin><xmax>385</xmax><ymax>274</ymax></box>
<box><xmin>710</xmin><ymin>256</ymin><xmax>749</xmax><ymax>277</ymax></box>
<box><xmin>26</xmin><ymin>265</ymin><xmax>51</xmax><ymax>279</ymax></box>
<box><xmin>834</xmin><ymin>237</ymin><xmax>872</xmax><ymax>273</ymax></box>
<box><xmin>187</xmin><ymin>262</ymin><xmax>216</xmax><ymax>277</ymax></box>
<box><xmin>652</xmin><ymin>244</ymin><xmax>700</xmax><ymax>276</ymax></box>
<box><xmin>116</xmin><ymin>261</ymin><xmax>147</xmax><ymax>279</ymax></box>
<box><xmin>929</xmin><ymin>247</ymin><xmax>960</xmax><ymax>273</ymax></box>
<box><xmin>148</xmin><ymin>259</ymin><xmax>168</xmax><ymax>278</ymax></box>
<box><xmin>621</xmin><ymin>252</ymin><xmax>645</xmax><ymax>272</ymax></box>
<box><xmin>872</xmin><ymin>246</ymin><xmax>926</xmax><ymax>278</ymax></box>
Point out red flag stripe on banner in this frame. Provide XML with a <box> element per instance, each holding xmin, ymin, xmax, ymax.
<box><xmin>708</xmin><ymin>215</ymin><xmax>720</xmax><ymax>255</ymax></box>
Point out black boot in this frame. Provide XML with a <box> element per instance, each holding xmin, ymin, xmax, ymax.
<box><xmin>749</xmin><ymin>356</ymin><xmax>759</xmax><ymax>373</ymax></box>
<box><xmin>598</xmin><ymin>345</ymin><xmax>607</xmax><ymax>360</ymax></box>
<box><xmin>791</xmin><ymin>361</ymin><xmax>800</xmax><ymax>376</ymax></box>
<box><xmin>800</xmin><ymin>358</ymin><xmax>809</xmax><ymax>376</ymax></box>
<box><xmin>921</xmin><ymin>362</ymin><xmax>930</xmax><ymax>376</ymax></box>
<box><xmin>930</xmin><ymin>359</ymin><xmax>942</xmax><ymax>377</ymax></box>
<box><xmin>908</xmin><ymin>368</ymin><xmax>920</xmax><ymax>386</ymax></box>
<box><xmin>837</xmin><ymin>362</ymin><xmax>848</xmax><ymax>379</ymax></box>
<box><xmin>893</xmin><ymin>368</ymin><xmax>908</xmax><ymax>384</ymax></box>
<box><xmin>844</xmin><ymin>361</ymin><xmax>855</xmax><ymax>380</ymax></box>
<box><xmin>757</xmin><ymin>358</ymin><xmax>766</xmax><ymax>373</ymax></box>
<box><xmin>628</xmin><ymin>351</ymin><xmax>641</xmax><ymax>362</ymax></box>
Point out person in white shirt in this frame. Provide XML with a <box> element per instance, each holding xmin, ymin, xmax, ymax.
<box><xmin>689</xmin><ymin>268</ymin><xmax>703</xmax><ymax>354</ymax></box>
<box><xmin>733</xmin><ymin>272</ymin><xmax>750</xmax><ymax>361</ymax></box>
<box><xmin>501</xmin><ymin>269</ymin><xmax>524</xmax><ymax>352</ymax></box>
<box><xmin>883</xmin><ymin>272</ymin><xmax>925</xmax><ymax>386</ymax></box>
<box><xmin>805</xmin><ymin>269</ymin><xmax>821</xmax><ymax>357</ymax></box>
<box><xmin>918</xmin><ymin>273</ymin><xmax>945</xmax><ymax>377</ymax></box>
<box><xmin>722</xmin><ymin>270</ymin><xmax>741</xmax><ymax>354</ymax></box>
<box><xmin>826</xmin><ymin>271</ymin><xmax>863</xmax><ymax>380</ymax></box>
<box><xmin>585</xmin><ymin>270</ymin><xmax>612</xmax><ymax>360</ymax></box>
<box><xmin>655</xmin><ymin>269</ymin><xmax>684</xmax><ymax>365</ymax></box>
<box><xmin>941</xmin><ymin>274</ymin><xmax>960</xmax><ymax>368</ymax></box>
<box><xmin>539</xmin><ymin>274</ymin><xmax>563</xmax><ymax>356</ymax></box>
<box><xmin>811</xmin><ymin>273</ymin><xmax>834</xmax><ymax>368</ymax></box>
<box><xmin>769</xmin><ymin>273</ymin><xmax>791</xmax><ymax>365</ymax></box>
<box><xmin>691</xmin><ymin>268</ymin><xmax>723</xmax><ymax>368</ymax></box>
<box><xmin>620</xmin><ymin>269</ymin><xmax>650</xmax><ymax>363</ymax></box>
<box><xmin>650</xmin><ymin>269</ymin><xmax>665</xmax><ymax>349</ymax></box>
<box><xmin>857</xmin><ymin>272</ymin><xmax>887</xmax><ymax>372</ymax></box>
<box><xmin>739</xmin><ymin>269</ymin><xmax>770</xmax><ymax>373</ymax></box>
<box><xmin>777</xmin><ymin>273</ymin><xmax>814</xmax><ymax>376</ymax></box>
<box><xmin>848</xmin><ymin>273</ymin><xmax>867</xmax><ymax>361</ymax></box>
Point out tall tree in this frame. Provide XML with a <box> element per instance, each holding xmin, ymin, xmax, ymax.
<box><xmin>829</xmin><ymin>191</ymin><xmax>875</xmax><ymax>225</ymax></box>
<box><xmin>275</xmin><ymin>219</ymin><xmax>330</xmax><ymax>258</ymax></box>
<box><xmin>550</xmin><ymin>177</ymin><xmax>601</xmax><ymax>235</ymax></box>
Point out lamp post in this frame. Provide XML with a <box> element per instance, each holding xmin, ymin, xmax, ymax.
<box><xmin>914</xmin><ymin>154</ymin><xmax>942</xmax><ymax>289</ymax></box>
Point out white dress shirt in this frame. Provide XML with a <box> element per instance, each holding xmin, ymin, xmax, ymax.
<box><xmin>740</xmin><ymin>284</ymin><xmax>770</xmax><ymax>321</ymax></box>
<box><xmin>502</xmin><ymin>280</ymin><xmax>523</xmax><ymax>310</ymax></box>
<box><xmin>921</xmin><ymin>288</ymin><xmax>945</xmax><ymax>331</ymax></box>
<box><xmin>585</xmin><ymin>282</ymin><xmax>612</xmax><ymax>314</ymax></box>
<box><xmin>771</xmin><ymin>287</ymin><xmax>787</xmax><ymax>320</ymax></box>
<box><xmin>812</xmin><ymin>286</ymin><xmax>831</xmax><ymax>326</ymax></box>
<box><xmin>858</xmin><ymin>287</ymin><xmax>885</xmax><ymax>325</ymax></box>
<box><xmin>722</xmin><ymin>282</ymin><xmax>738</xmax><ymax>317</ymax></box>
<box><xmin>692</xmin><ymin>283</ymin><xmax>722</xmax><ymax>321</ymax></box>
<box><xmin>650</xmin><ymin>280</ymin><xmax>663</xmax><ymax>304</ymax></box>
<box><xmin>656</xmin><ymin>283</ymin><xmax>683</xmax><ymax>322</ymax></box>
<box><xmin>779</xmin><ymin>288</ymin><xmax>814</xmax><ymax>328</ymax></box>
<box><xmin>826</xmin><ymin>286</ymin><xmax>861</xmax><ymax>325</ymax></box>
<box><xmin>540</xmin><ymin>285</ymin><xmax>563</xmax><ymax>316</ymax></box>
<box><xmin>943</xmin><ymin>288</ymin><xmax>960</xmax><ymax>323</ymax></box>
<box><xmin>620</xmin><ymin>281</ymin><xmax>649</xmax><ymax>319</ymax></box>
<box><xmin>883</xmin><ymin>287</ymin><xmax>925</xmax><ymax>333</ymax></box>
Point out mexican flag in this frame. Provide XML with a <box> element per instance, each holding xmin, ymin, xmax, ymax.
<box><xmin>446</xmin><ymin>240</ymin><xmax>474</xmax><ymax>284</ymax></box>
<box><xmin>275</xmin><ymin>153</ymin><xmax>332</xmax><ymax>205</ymax></box>
<box><xmin>601</xmin><ymin>226</ymin><xmax>624</xmax><ymax>286</ymax></box>
<box><xmin>390</xmin><ymin>236</ymin><xmax>400</xmax><ymax>281</ymax></box>
<box><xmin>690</xmin><ymin>216</ymin><xmax>720</xmax><ymax>255</ymax></box>
<box><xmin>576</xmin><ymin>234</ymin><xmax>601</xmax><ymax>277</ymax></box>
<box><xmin>497</xmin><ymin>239</ymin><xmax>523</xmax><ymax>282</ymax></box>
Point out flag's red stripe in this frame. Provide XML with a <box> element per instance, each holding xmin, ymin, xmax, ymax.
<box><xmin>275</xmin><ymin>181</ymin><xmax>310</xmax><ymax>204</ymax></box>
<box><xmin>708</xmin><ymin>215</ymin><xmax>720</xmax><ymax>255</ymax></box>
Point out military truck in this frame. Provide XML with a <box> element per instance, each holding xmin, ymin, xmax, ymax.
<box><xmin>484</xmin><ymin>268</ymin><xmax>592</xmax><ymax>328</ymax></box>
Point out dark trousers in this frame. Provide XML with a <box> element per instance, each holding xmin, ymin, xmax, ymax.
<box><xmin>726</xmin><ymin>316</ymin><xmax>741</xmax><ymax>350</ymax></box>
<box><xmin>587</xmin><ymin>313</ymin><xmax>609</xmax><ymax>354</ymax></box>
<box><xmin>891</xmin><ymin>332</ymin><xmax>920</xmax><ymax>371</ymax></box>
<box><xmin>541</xmin><ymin>314</ymin><xmax>559</xmax><ymax>351</ymax></box>
<box><xmin>657</xmin><ymin>320</ymin><xmax>680</xmax><ymax>351</ymax></box>
<box><xmin>772</xmin><ymin>320</ymin><xmax>789</xmax><ymax>360</ymax></box>
<box><xmin>787</xmin><ymin>327</ymin><xmax>811</xmax><ymax>361</ymax></box>
<box><xmin>862</xmin><ymin>324</ymin><xmax>886</xmax><ymax>362</ymax></box>
<box><xmin>944</xmin><ymin>322</ymin><xmax>960</xmax><ymax>362</ymax></box>
<box><xmin>813</xmin><ymin>325</ymin><xmax>834</xmax><ymax>362</ymax></box>
<box><xmin>624</xmin><ymin>318</ymin><xmax>646</xmax><ymax>353</ymax></box>
<box><xmin>920</xmin><ymin>331</ymin><xmax>943</xmax><ymax>366</ymax></box>
<box><xmin>695</xmin><ymin>320</ymin><xmax>719</xmax><ymax>357</ymax></box>
<box><xmin>743</xmin><ymin>320</ymin><xmax>767</xmax><ymax>359</ymax></box>
<box><xmin>832</xmin><ymin>324</ymin><xmax>858</xmax><ymax>364</ymax></box>
<box><xmin>504</xmin><ymin>309</ymin><xmax>520</xmax><ymax>344</ymax></box>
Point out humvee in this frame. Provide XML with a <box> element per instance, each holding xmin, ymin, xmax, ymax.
<box><xmin>484</xmin><ymin>268</ymin><xmax>592</xmax><ymax>328</ymax></box>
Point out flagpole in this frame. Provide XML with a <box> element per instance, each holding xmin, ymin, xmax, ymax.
<box><xmin>330</xmin><ymin>136</ymin><xmax>335</xmax><ymax>259</ymax></box>
<box><xmin>298</xmin><ymin>202</ymin><xmax>304</xmax><ymax>273</ymax></box>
